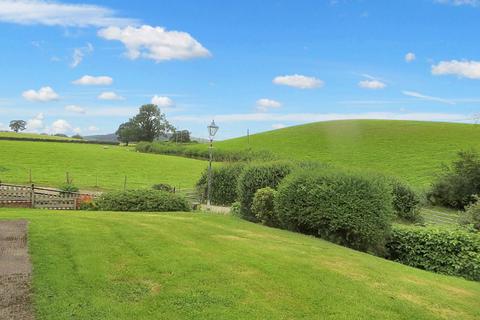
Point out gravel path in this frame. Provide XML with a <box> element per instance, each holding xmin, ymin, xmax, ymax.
<box><xmin>0</xmin><ymin>220</ymin><xmax>34</xmax><ymax>320</ymax></box>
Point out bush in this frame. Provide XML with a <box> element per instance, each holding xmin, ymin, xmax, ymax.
<box><xmin>230</xmin><ymin>201</ymin><xmax>241</xmax><ymax>216</ymax></box>
<box><xmin>94</xmin><ymin>189</ymin><xmax>190</xmax><ymax>212</ymax></box>
<box><xmin>386</xmin><ymin>225</ymin><xmax>480</xmax><ymax>281</ymax></box>
<box><xmin>428</xmin><ymin>150</ymin><xmax>480</xmax><ymax>209</ymax></box>
<box><xmin>237</xmin><ymin>161</ymin><xmax>293</xmax><ymax>221</ymax></box>
<box><xmin>252</xmin><ymin>187</ymin><xmax>277</xmax><ymax>226</ymax></box>
<box><xmin>275</xmin><ymin>169</ymin><xmax>393</xmax><ymax>253</ymax></box>
<box><xmin>196</xmin><ymin>163</ymin><xmax>246</xmax><ymax>206</ymax></box>
<box><xmin>152</xmin><ymin>183</ymin><xmax>174</xmax><ymax>193</ymax></box>
<box><xmin>389</xmin><ymin>178</ymin><xmax>422</xmax><ymax>222</ymax></box>
<box><xmin>59</xmin><ymin>183</ymin><xmax>79</xmax><ymax>194</ymax></box>
<box><xmin>459</xmin><ymin>196</ymin><xmax>480</xmax><ymax>231</ymax></box>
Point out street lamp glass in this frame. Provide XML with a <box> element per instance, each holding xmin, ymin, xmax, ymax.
<box><xmin>208</xmin><ymin>120</ymin><xmax>219</xmax><ymax>137</ymax></box>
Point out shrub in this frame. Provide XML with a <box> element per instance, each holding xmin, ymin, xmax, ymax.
<box><xmin>59</xmin><ymin>183</ymin><xmax>79</xmax><ymax>194</ymax></box>
<box><xmin>230</xmin><ymin>201</ymin><xmax>241</xmax><ymax>216</ymax></box>
<box><xmin>389</xmin><ymin>178</ymin><xmax>422</xmax><ymax>222</ymax></box>
<box><xmin>196</xmin><ymin>163</ymin><xmax>246</xmax><ymax>206</ymax></box>
<box><xmin>459</xmin><ymin>196</ymin><xmax>480</xmax><ymax>231</ymax></box>
<box><xmin>252</xmin><ymin>187</ymin><xmax>277</xmax><ymax>226</ymax></box>
<box><xmin>152</xmin><ymin>183</ymin><xmax>174</xmax><ymax>193</ymax></box>
<box><xmin>94</xmin><ymin>189</ymin><xmax>190</xmax><ymax>212</ymax></box>
<box><xmin>237</xmin><ymin>161</ymin><xmax>293</xmax><ymax>221</ymax></box>
<box><xmin>275</xmin><ymin>169</ymin><xmax>393</xmax><ymax>253</ymax></box>
<box><xmin>428</xmin><ymin>150</ymin><xmax>480</xmax><ymax>209</ymax></box>
<box><xmin>386</xmin><ymin>225</ymin><xmax>480</xmax><ymax>281</ymax></box>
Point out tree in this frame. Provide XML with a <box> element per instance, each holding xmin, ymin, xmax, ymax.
<box><xmin>9</xmin><ymin>120</ymin><xmax>26</xmax><ymax>133</ymax></box>
<box><xmin>132</xmin><ymin>104</ymin><xmax>175</xmax><ymax>142</ymax></box>
<box><xmin>71</xmin><ymin>134</ymin><xmax>83</xmax><ymax>140</ymax></box>
<box><xmin>170</xmin><ymin>130</ymin><xmax>191</xmax><ymax>143</ymax></box>
<box><xmin>116</xmin><ymin>121</ymin><xmax>141</xmax><ymax>146</ymax></box>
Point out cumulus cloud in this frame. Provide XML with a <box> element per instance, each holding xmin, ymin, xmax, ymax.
<box><xmin>73</xmin><ymin>75</ymin><xmax>113</xmax><ymax>86</ymax></box>
<box><xmin>73</xmin><ymin>127</ymin><xmax>82</xmax><ymax>134</ymax></box>
<box><xmin>272</xmin><ymin>123</ymin><xmax>287</xmax><ymax>129</ymax></box>
<box><xmin>65</xmin><ymin>105</ymin><xmax>86</xmax><ymax>114</ymax></box>
<box><xmin>358</xmin><ymin>80</ymin><xmax>386</xmax><ymax>90</ymax></box>
<box><xmin>151</xmin><ymin>95</ymin><xmax>174</xmax><ymax>108</ymax></box>
<box><xmin>405</xmin><ymin>52</ymin><xmax>416</xmax><ymax>62</ymax></box>
<box><xmin>50</xmin><ymin>119</ymin><xmax>72</xmax><ymax>134</ymax></box>
<box><xmin>256</xmin><ymin>98</ymin><xmax>282</xmax><ymax>112</ymax></box>
<box><xmin>98</xmin><ymin>25</ymin><xmax>211</xmax><ymax>62</ymax></box>
<box><xmin>22</xmin><ymin>86</ymin><xmax>59</xmax><ymax>102</ymax></box>
<box><xmin>431</xmin><ymin>60</ymin><xmax>480</xmax><ymax>79</ymax></box>
<box><xmin>25</xmin><ymin>113</ymin><xmax>44</xmax><ymax>132</ymax></box>
<box><xmin>273</xmin><ymin>74</ymin><xmax>324</xmax><ymax>89</ymax></box>
<box><xmin>402</xmin><ymin>90</ymin><xmax>455</xmax><ymax>105</ymax></box>
<box><xmin>98</xmin><ymin>91</ymin><xmax>124</xmax><ymax>100</ymax></box>
<box><xmin>0</xmin><ymin>0</ymin><xmax>136</xmax><ymax>27</ymax></box>
<box><xmin>87</xmin><ymin>125</ymin><xmax>99</xmax><ymax>132</ymax></box>
<box><xmin>71</xmin><ymin>43</ymin><xmax>93</xmax><ymax>68</ymax></box>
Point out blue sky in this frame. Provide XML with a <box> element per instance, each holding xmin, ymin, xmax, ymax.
<box><xmin>0</xmin><ymin>0</ymin><xmax>479</xmax><ymax>140</ymax></box>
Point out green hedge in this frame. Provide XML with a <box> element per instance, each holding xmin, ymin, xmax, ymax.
<box><xmin>389</xmin><ymin>178</ymin><xmax>422</xmax><ymax>222</ymax></box>
<box><xmin>0</xmin><ymin>136</ymin><xmax>119</xmax><ymax>145</ymax></box>
<box><xmin>252</xmin><ymin>187</ymin><xmax>277</xmax><ymax>226</ymax></box>
<box><xmin>196</xmin><ymin>163</ymin><xmax>245</xmax><ymax>206</ymax></box>
<box><xmin>237</xmin><ymin>161</ymin><xmax>293</xmax><ymax>221</ymax></box>
<box><xmin>386</xmin><ymin>225</ymin><xmax>480</xmax><ymax>281</ymax></box>
<box><xmin>94</xmin><ymin>189</ymin><xmax>190</xmax><ymax>212</ymax></box>
<box><xmin>275</xmin><ymin>169</ymin><xmax>393</xmax><ymax>253</ymax></box>
<box><xmin>136</xmin><ymin>141</ymin><xmax>276</xmax><ymax>162</ymax></box>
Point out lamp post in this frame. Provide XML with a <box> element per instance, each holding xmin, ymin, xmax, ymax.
<box><xmin>207</xmin><ymin>120</ymin><xmax>219</xmax><ymax>208</ymax></box>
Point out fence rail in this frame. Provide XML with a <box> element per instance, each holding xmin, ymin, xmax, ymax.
<box><xmin>0</xmin><ymin>182</ymin><xmax>81</xmax><ymax>210</ymax></box>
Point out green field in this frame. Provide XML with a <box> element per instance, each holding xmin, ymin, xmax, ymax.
<box><xmin>204</xmin><ymin>120</ymin><xmax>480</xmax><ymax>187</ymax></box>
<box><xmin>0</xmin><ymin>131</ymin><xmax>79</xmax><ymax>140</ymax></box>
<box><xmin>1</xmin><ymin>208</ymin><xmax>479</xmax><ymax>320</ymax></box>
<box><xmin>0</xmin><ymin>140</ymin><xmax>206</xmax><ymax>190</ymax></box>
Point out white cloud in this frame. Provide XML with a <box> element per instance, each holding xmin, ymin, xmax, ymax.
<box><xmin>172</xmin><ymin>112</ymin><xmax>468</xmax><ymax>123</ymax></box>
<box><xmin>98</xmin><ymin>91</ymin><xmax>124</xmax><ymax>100</ymax></box>
<box><xmin>25</xmin><ymin>113</ymin><xmax>44</xmax><ymax>132</ymax></box>
<box><xmin>434</xmin><ymin>0</ymin><xmax>479</xmax><ymax>6</ymax></box>
<box><xmin>402</xmin><ymin>90</ymin><xmax>455</xmax><ymax>105</ymax></box>
<box><xmin>358</xmin><ymin>80</ymin><xmax>386</xmax><ymax>90</ymax></box>
<box><xmin>431</xmin><ymin>60</ymin><xmax>480</xmax><ymax>79</ymax></box>
<box><xmin>87</xmin><ymin>125</ymin><xmax>99</xmax><ymax>132</ymax></box>
<box><xmin>256</xmin><ymin>98</ymin><xmax>282</xmax><ymax>112</ymax></box>
<box><xmin>151</xmin><ymin>95</ymin><xmax>174</xmax><ymax>108</ymax></box>
<box><xmin>98</xmin><ymin>25</ymin><xmax>211</xmax><ymax>62</ymax></box>
<box><xmin>22</xmin><ymin>86</ymin><xmax>59</xmax><ymax>102</ymax></box>
<box><xmin>272</xmin><ymin>123</ymin><xmax>287</xmax><ymax>129</ymax></box>
<box><xmin>405</xmin><ymin>52</ymin><xmax>416</xmax><ymax>62</ymax></box>
<box><xmin>0</xmin><ymin>0</ymin><xmax>137</xmax><ymax>27</ymax></box>
<box><xmin>73</xmin><ymin>75</ymin><xmax>113</xmax><ymax>86</ymax></box>
<box><xmin>50</xmin><ymin>119</ymin><xmax>72</xmax><ymax>134</ymax></box>
<box><xmin>71</xmin><ymin>43</ymin><xmax>93</xmax><ymax>68</ymax></box>
<box><xmin>273</xmin><ymin>74</ymin><xmax>324</xmax><ymax>89</ymax></box>
<box><xmin>65</xmin><ymin>105</ymin><xmax>86</xmax><ymax>114</ymax></box>
<box><xmin>73</xmin><ymin>127</ymin><xmax>82</xmax><ymax>134</ymax></box>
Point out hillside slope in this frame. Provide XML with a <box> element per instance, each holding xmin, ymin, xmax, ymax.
<box><xmin>1</xmin><ymin>209</ymin><xmax>479</xmax><ymax>319</ymax></box>
<box><xmin>0</xmin><ymin>140</ymin><xmax>206</xmax><ymax>190</ymax></box>
<box><xmin>213</xmin><ymin>120</ymin><xmax>480</xmax><ymax>186</ymax></box>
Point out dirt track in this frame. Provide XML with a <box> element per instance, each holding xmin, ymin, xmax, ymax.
<box><xmin>0</xmin><ymin>220</ymin><xmax>34</xmax><ymax>320</ymax></box>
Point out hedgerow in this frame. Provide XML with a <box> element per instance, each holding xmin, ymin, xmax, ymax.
<box><xmin>274</xmin><ymin>169</ymin><xmax>394</xmax><ymax>253</ymax></box>
<box><xmin>252</xmin><ymin>187</ymin><xmax>278</xmax><ymax>226</ymax></box>
<box><xmin>388</xmin><ymin>178</ymin><xmax>422</xmax><ymax>222</ymax></box>
<box><xmin>94</xmin><ymin>189</ymin><xmax>190</xmax><ymax>212</ymax></box>
<box><xmin>196</xmin><ymin>163</ymin><xmax>246</xmax><ymax>206</ymax></box>
<box><xmin>237</xmin><ymin>161</ymin><xmax>293</xmax><ymax>221</ymax></box>
<box><xmin>386</xmin><ymin>225</ymin><xmax>480</xmax><ymax>281</ymax></box>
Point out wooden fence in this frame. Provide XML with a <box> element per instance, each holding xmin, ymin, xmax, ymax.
<box><xmin>0</xmin><ymin>183</ymin><xmax>79</xmax><ymax>210</ymax></box>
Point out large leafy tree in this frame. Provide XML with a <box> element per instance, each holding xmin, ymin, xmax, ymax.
<box><xmin>170</xmin><ymin>130</ymin><xmax>191</xmax><ymax>143</ymax></box>
<box><xmin>132</xmin><ymin>104</ymin><xmax>174</xmax><ymax>142</ymax></box>
<box><xmin>116</xmin><ymin>121</ymin><xmax>141</xmax><ymax>146</ymax></box>
<box><xmin>9</xmin><ymin>120</ymin><xmax>26</xmax><ymax>133</ymax></box>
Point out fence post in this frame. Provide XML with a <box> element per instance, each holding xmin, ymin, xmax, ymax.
<box><xmin>29</xmin><ymin>168</ymin><xmax>32</xmax><ymax>184</ymax></box>
<box><xmin>123</xmin><ymin>175</ymin><xmax>127</xmax><ymax>191</ymax></box>
<box><xmin>30</xmin><ymin>184</ymin><xmax>35</xmax><ymax>208</ymax></box>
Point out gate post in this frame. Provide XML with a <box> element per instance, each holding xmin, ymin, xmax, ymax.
<box><xmin>30</xmin><ymin>184</ymin><xmax>35</xmax><ymax>208</ymax></box>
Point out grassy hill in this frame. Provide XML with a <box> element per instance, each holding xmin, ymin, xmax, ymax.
<box><xmin>0</xmin><ymin>131</ymin><xmax>79</xmax><ymax>141</ymax></box>
<box><xmin>0</xmin><ymin>208</ymin><xmax>479</xmax><ymax>319</ymax></box>
<box><xmin>0</xmin><ymin>140</ymin><xmax>206</xmax><ymax>190</ymax></box>
<box><xmin>210</xmin><ymin>120</ymin><xmax>480</xmax><ymax>187</ymax></box>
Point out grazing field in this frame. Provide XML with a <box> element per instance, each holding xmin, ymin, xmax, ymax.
<box><xmin>0</xmin><ymin>131</ymin><xmax>78</xmax><ymax>141</ymax></box>
<box><xmin>0</xmin><ymin>140</ymin><xmax>206</xmax><ymax>190</ymax></box>
<box><xmin>0</xmin><ymin>209</ymin><xmax>479</xmax><ymax>320</ymax></box>
<box><xmin>196</xmin><ymin>120</ymin><xmax>480</xmax><ymax>187</ymax></box>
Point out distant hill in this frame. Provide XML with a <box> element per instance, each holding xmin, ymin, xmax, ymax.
<box><xmin>181</xmin><ymin>120</ymin><xmax>480</xmax><ymax>186</ymax></box>
<box><xmin>84</xmin><ymin>133</ymin><xmax>118</xmax><ymax>142</ymax></box>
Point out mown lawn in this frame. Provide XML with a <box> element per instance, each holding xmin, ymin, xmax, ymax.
<box><xmin>190</xmin><ymin>120</ymin><xmax>480</xmax><ymax>187</ymax></box>
<box><xmin>0</xmin><ymin>140</ymin><xmax>206</xmax><ymax>190</ymax></box>
<box><xmin>1</xmin><ymin>209</ymin><xmax>479</xmax><ymax>319</ymax></box>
